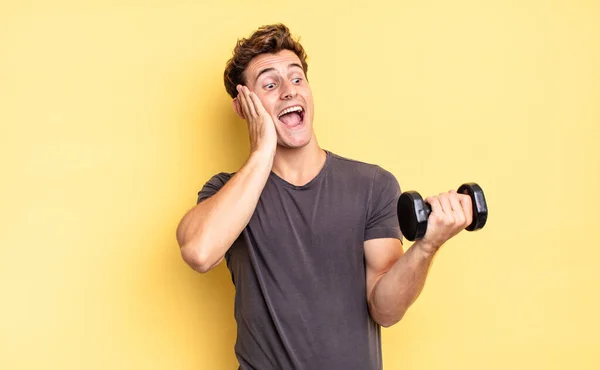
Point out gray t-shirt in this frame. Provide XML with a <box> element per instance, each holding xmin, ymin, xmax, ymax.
<box><xmin>197</xmin><ymin>150</ymin><xmax>402</xmax><ymax>370</ymax></box>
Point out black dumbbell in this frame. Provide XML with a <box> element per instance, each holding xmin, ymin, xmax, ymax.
<box><xmin>397</xmin><ymin>183</ymin><xmax>488</xmax><ymax>241</ymax></box>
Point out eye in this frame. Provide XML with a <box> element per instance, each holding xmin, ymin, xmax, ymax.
<box><xmin>264</xmin><ymin>83</ymin><xmax>276</xmax><ymax>90</ymax></box>
<box><xmin>292</xmin><ymin>78</ymin><xmax>302</xmax><ymax>84</ymax></box>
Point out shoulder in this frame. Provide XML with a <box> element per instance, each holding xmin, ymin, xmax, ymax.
<box><xmin>327</xmin><ymin>151</ymin><xmax>398</xmax><ymax>186</ymax></box>
<box><xmin>196</xmin><ymin>171</ymin><xmax>235</xmax><ymax>204</ymax></box>
<box><xmin>204</xmin><ymin>172</ymin><xmax>234</xmax><ymax>187</ymax></box>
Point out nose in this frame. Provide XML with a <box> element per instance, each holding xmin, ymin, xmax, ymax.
<box><xmin>281</xmin><ymin>80</ymin><xmax>297</xmax><ymax>100</ymax></box>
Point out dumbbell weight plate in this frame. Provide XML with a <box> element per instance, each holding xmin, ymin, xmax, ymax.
<box><xmin>457</xmin><ymin>183</ymin><xmax>488</xmax><ymax>231</ymax></box>
<box><xmin>397</xmin><ymin>191</ymin><xmax>431</xmax><ymax>241</ymax></box>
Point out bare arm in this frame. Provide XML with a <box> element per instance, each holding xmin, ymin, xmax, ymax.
<box><xmin>365</xmin><ymin>238</ymin><xmax>435</xmax><ymax>327</ymax></box>
<box><xmin>366</xmin><ymin>190</ymin><xmax>473</xmax><ymax>327</ymax></box>
<box><xmin>176</xmin><ymin>151</ymin><xmax>273</xmax><ymax>272</ymax></box>
<box><xmin>176</xmin><ymin>85</ymin><xmax>277</xmax><ymax>273</ymax></box>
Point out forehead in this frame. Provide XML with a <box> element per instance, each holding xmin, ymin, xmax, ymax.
<box><xmin>245</xmin><ymin>50</ymin><xmax>303</xmax><ymax>81</ymax></box>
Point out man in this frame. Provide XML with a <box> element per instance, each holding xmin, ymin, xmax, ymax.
<box><xmin>176</xmin><ymin>24</ymin><xmax>473</xmax><ymax>370</ymax></box>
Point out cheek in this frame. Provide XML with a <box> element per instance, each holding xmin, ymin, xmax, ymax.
<box><xmin>302</xmin><ymin>89</ymin><xmax>314</xmax><ymax>104</ymax></box>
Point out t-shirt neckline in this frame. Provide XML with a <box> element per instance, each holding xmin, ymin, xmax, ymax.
<box><xmin>269</xmin><ymin>150</ymin><xmax>332</xmax><ymax>190</ymax></box>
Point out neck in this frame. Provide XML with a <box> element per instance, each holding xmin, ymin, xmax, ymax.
<box><xmin>271</xmin><ymin>137</ymin><xmax>327</xmax><ymax>187</ymax></box>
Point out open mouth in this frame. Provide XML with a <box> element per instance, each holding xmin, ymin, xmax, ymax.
<box><xmin>277</xmin><ymin>105</ymin><xmax>305</xmax><ymax>128</ymax></box>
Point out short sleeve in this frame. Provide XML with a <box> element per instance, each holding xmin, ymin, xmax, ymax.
<box><xmin>364</xmin><ymin>166</ymin><xmax>403</xmax><ymax>242</ymax></box>
<box><xmin>197</xmin><ymin>172</ymin><xmax>233</xmax><ymax>204</ymax></box>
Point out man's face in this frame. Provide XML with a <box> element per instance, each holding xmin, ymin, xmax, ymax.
<box><xmin>241</xmin><ymin>49</ymin><xmax>315</xmax><ymax>149</ymax></box>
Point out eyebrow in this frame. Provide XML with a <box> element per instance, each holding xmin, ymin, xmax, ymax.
<box><xmin>254</xmin><ymin>63</ymin><xmax>304</xmax><ymax>82</ymax></box>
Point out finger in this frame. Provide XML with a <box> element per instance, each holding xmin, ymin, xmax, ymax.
<box><xmin>425</xmin><ymin>196</ymin><xmax>443</xmax><ymax>217</ymax></box>
<box><xmin>249</xmin><ymin>91</ymin><xmax>267</xmax><ymax>117</ymax></box>
<box><xmin>458</xmin><ymin>193</ymin><xmax>473</xmax><ymax>227</ymax></box>
<box><xmin>236</xmin><ymin>85</ymin><xmax>250</xmax><ymax>118</ymax></box>
<box><xmin>233</xmin><ymin>96</ymin><xmax>246</xmax><ymax>120</ymax></box>
<box><xmin>236</xmin><ymin>85</ymin><xmax>254</xmax><ymax>119</ymax></box>
<box><xmin>448</xmin><ymin>192</ymin><xmax>467</xmax><ymax>226</ymax></box>
<box><xmin>242</xmin><ymin>86</ymin><xmax>257</xmax><ymax>118</ymax></box>
<box><xmin>437</xmin><ymin>192</ymin><xmax>454</xmax><ymax>216</ymax></box>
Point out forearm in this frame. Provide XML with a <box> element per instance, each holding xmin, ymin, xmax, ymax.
<box><xmin>176</xmin><ymin>150</ymin><xmax>274</xmax><ymax>272</ymax></box>
<box><xmin>369</xmin><ymin>241</ymin><xmax>437</xmax><ymax>327</ymax></box>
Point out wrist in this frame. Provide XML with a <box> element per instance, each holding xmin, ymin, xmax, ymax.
<box><xmin>412</xmin><ymin>240</ymin><xmax>440</xmax><ymax>259</ymax></box>
<box><xmin>252</xmin><ymin>140</ymin><xmax>276</xmax><ymax>156</ymax></box>
<box><xmin>249</xmin><ymin>147</ymin><xmax>275</xmax><ymax>168</ymax></box>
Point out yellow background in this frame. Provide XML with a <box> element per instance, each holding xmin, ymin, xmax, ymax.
<box><xmin>1</xmin><ymin>0</ymin><xmax>599</xmax><ymax>369</ymax></box>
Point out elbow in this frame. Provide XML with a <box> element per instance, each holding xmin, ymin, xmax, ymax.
<box><xmin>378</xmin><ymin>314</ymin><xmax>404</xmax><ymax>328</ymax></box>
<box><xmin>370</xmin><ymin>304</ymin><xmax>406</xmax><ymax>328</ymax></box>
<box><xmin>176</xmin><ymin>216</ymin><xmax>215</xmax><ymax>273</ymax></box>
<box><xmin>180</xmin><ymin>242</ymin><xmax>217</xmax><ymax>274</ymax></box>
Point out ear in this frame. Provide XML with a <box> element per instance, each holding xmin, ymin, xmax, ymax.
<box><xmin>232</xmin><ymin>97</ymin><xmax>245</xmax><ymax>120</ymax></box>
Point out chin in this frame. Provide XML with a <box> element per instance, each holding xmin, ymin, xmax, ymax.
<box><xmin>278</xmin><ymin>137</ymin><xmax>312</xmax><ymax>150</ymax></box>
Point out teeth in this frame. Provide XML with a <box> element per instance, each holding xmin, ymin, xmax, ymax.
<box><xmin>278</xmin><ymin>106</ymin><xmax>303</xmax><ymax>118</ymax></box>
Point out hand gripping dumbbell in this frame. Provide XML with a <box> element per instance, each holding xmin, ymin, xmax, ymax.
<box><xmin>397</xmin><ymin>183</ymin><xmax>488</xmax><ymax>241</ymax></box>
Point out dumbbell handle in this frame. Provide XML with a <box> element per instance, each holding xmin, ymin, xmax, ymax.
<box><xmin>422</xmin><ymin>183</ymin><xmax>487</xmax><ymax>231</ymax></box>
<box><xmin>397</xmin><ymin>182</ymin><xmax>488</xmax><ymax>241</ymax></box>
<box><xmin>419</xmin><ymin>183</ymin><xmax>487</xmax><ymax>231</ymax></box>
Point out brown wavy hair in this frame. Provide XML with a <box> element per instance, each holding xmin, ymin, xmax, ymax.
<box><xmin>224</xmin><ymin>24</ymin><xmax>308</xmax><ymax>99</ymax></box>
